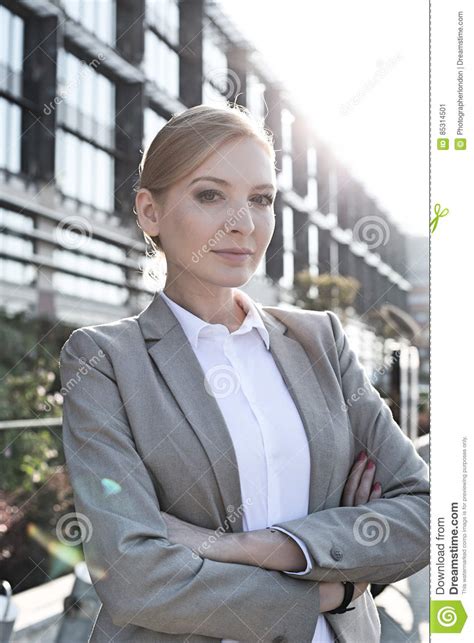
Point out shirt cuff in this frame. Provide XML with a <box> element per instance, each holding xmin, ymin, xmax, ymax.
<box><xmin>270</xmin><ymin>526</ymin><xmax>314</xmax><ymax>575</ymax></box>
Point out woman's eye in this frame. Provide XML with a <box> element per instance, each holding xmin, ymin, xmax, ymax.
<box><xmin>196</xmin><ymin>190</ymin><xmax>274</xmax><ymax>206</ymax></box>
<box><xmin>250</xmin><ymin>194</ymin><xmax>274</xmax><ymax>207</ymax></box>
<box><xmin>197</xmin><ymin>190</ymin><xmax>222</xmax><ymax>203</ymax></box>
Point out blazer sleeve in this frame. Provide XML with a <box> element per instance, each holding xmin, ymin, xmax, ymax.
<box><xmin>270</xmin><ymin>310</ymin><xmax>430</xmax><ymax>585</ymax></box>
<box><xmin>59</xmin><ymin>328</ymin><xmax>320</xmax><ymax>641</ymax></box>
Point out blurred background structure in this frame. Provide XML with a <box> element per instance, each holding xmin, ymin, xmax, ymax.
<box><xmin>0</xmin><ymin>0</ymin><xmax>429</xmax><ymax>641</ymax></box>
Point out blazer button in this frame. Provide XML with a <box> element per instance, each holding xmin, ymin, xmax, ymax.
<box><xmin>330</xmin><ymin>546</ymin><xmax>343</xmax><ymax>561</ymax></box>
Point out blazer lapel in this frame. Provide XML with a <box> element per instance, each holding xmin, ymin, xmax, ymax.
<box><xmin>137</xmin><ymin>291</ymin><xmax>335</xmax><ymax>534</ymax></box>
<box><xmin>138</xmin><ymin>292</ymin><xmax>244</xmax><ymax>531</ymax></box>
<box><xmin>259</xmin><ymin>306</ymin><xmax>336</xmax><ymax>514</ymax></box>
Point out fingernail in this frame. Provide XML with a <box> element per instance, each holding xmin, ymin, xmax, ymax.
<box><xmin>372</xmin><ymin>482</ymin><xmax>381</xmax><ymax>490</ymax></box>
<box><xmin>367</xmin><ymin>460</ymin><xmax>375</xmax><ymax>469</ymax></box>
<box><xmin>357</xmin><ymin>451</ymin><xmax>367</xmax><ymax>461</ymax></box>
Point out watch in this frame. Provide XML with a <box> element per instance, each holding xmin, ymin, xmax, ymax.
<box><xmin>327</xmin><ymin>581</ymin><xmax>356</xmax><ymax>614</ymax></box>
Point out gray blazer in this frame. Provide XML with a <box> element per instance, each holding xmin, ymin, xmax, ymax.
<box><xmin>59</xmin><ymin>291</ymin><xmax>429</xmax><ymax>643</ymax></box>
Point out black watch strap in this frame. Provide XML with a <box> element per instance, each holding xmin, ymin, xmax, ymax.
<box><xmin>327</xmin><ymin>581</ymin><xmax>356</xmax><ymax>614</ymax></box>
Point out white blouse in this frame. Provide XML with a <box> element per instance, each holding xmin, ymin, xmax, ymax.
<box><xmin>159</xmin><ymin>289</ymin><xmax>335</xmax><ymax>643</ymax></box>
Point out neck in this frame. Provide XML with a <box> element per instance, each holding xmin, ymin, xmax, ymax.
<box><xmin>162</xmin><ymin>282</ymin><xmax>248</xmax><ymax>332</ymax></box>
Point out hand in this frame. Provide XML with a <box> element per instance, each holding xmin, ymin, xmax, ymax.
<box><xmin>341</xmin><ymin>451</ymin><xmax>383</xmax><ymax>506</ymax></box>
<box><xmin>319</xmin><ymin>580</ymin><xmax>369</xmax><ymax>613</ymax></box>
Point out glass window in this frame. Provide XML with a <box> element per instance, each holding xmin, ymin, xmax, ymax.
<box><xmin>96</xmin><ymin>73</ymin><xmax>114</xmax><ymax>127</ymax></box>
<box><xmin>0</xmin><ymin>8</ymin><xmax>23</xmax><ymax>160</ymax></box>
<box><xmin>82</xmin><ymin>0</ymin><xmax>96</xmax><ymax>34</ymax></box>
<box><xmin>167</xmin><ymin>0</ymin><xmax>179</xmax><ymax>46</ymax></box>
<box><xmin>0</xmin><ymin>208</ymin><xmax>34</xmax><ymax>233</ymax></box>
<box><xmin>330</xmin><ymin>239</ymin><xmax>339</xmax><ymax>275</ymax></box>
<box><xmin>146</xmin><ymin>0</ymin><xmax>179</xmax><ymax>45</ymax></box>
<box><xmin>329</xmin><ymin>169</ymin><xmax>338</xmax><ymax>215</ymax></box>
<box><xmin>307</xmin><ymin>177</ymin><xmax>318</xmax><ymax>209</ymax></box>
<box><xmin>145</xmin><ymin>30</ymin><xmax>179</xmax><ymax>98</ymax></box>
<box><xmin>308</xmin><ymin>224</ymin><xmax>319</xmax><ymax>276</ymax></box>
<box><xmin>202</xmin><ymin>80</ymin><xmax>227</xmax><ymax>107</ymax></box>
<box><xmin>307</xmin><ymin>146</ymin><xmax>317</xmax><ymax>177</ymax></box>
<box><xmin>95</xmin><ymin>0</ymin><xmax>116</xmax><ymax>45</ymax></box>
<box><xmin>145</xmin><ymin>30</ymin><xmax>156</xmax><ymax>82</ymax></box>
<box><xmin>67</xmin><ymin>54</ymin><xmax>80</xmax><ymax>131</ymax></box>
<box><xmin>53</xmin><ymin>271</ymin><xmax>128</xmax><ymax>305</ymax></box>
<box><xmin>55</xmin><ymin>130</ymin><xmax>114</xmax><ymax>213</ymax></box>
<box><xmin>279</xmin><ymin>154</ymin><xmax>293</xmax><ymax>191</ymax></box>
<box><xmin>144</xmin><ymin>108</ymin><xmax>167</xmax><ymax>151</ymax></box>
<box><xmin>0</xmin><ymin>97</ymin><xmax>21</xmax><ymax>173</ymax></box>
<box><xmin>246</xmin><ymin>73</ymin><xmax>265</xmax><ymax>125</ymax></box>
<box><xmin>0</xmin><ymin>7</ymin><xmax>9</xmax><ymax>69</ymax></box>
<box><xmin>80</xmin><ymin>65</ymin><xmax>95</xmax><ymax>139</ymax></box>
<box><xmin>79</xmin><ymin>139</ymin><xmax>93</xmax><ymax>205</ymax></box>
<box><xmin>282</xmin><ymin>205</ymin><xmax>294</xmax><ymax>251</ymax></box>
<box><xmin>53</xmin><ymin>235</ymin><xmax>128</xmax><ymax>305</ymax></box>
<box><xmin>167</xmin><ymin>43</ymin><xmax>180</xmax><ymax>98</ymax></box>
<box><xmin>11</xmin><ymin>12</ymin><xmax>24</xmax><ymax>74</ymax></box>
<box><xmin>8</xmin><ymin>101</ymin><xmax>21</xmax><ymax>172</ymax></box>
<box><xmin>0</xmin><ymin>208</ymin><xmax>35</xmax><ymax>285</ymax></box>
<box><xmin>56</xmin><ymin>130</ymin><xmax>78</xmax><ymax>200</ymax></box>
<box><xmin>279</xmin><ymin>206</ymin><xmax>294</xmax><ymax>288</ymax></box>
<box><xmin>0</xmin><ymin>6</ymin><xmax>24</xmax><ymax>74</ymax></box>
<box><xmin>0</xmin><ymin>98</ymin><xmax>7</xmax><ymax>169</ymax></box>
<box><xmin>57</xmin><ymin>49</ymin><xmax>115</xmax><ymax>147</ymax></box>
<box><xmin>281</xmin><ymin>252</ymin><xmax>294</xmax><ymax>289</ymax></box>
<box><xmin>62</xmin><ymin>0</ymin><xmax>115</xmax><ymax>46</ymax></box>
<box><xmin>95</xmin><ymin>147</ymin><xmax>114</xmax><ymax>212</ymax></box>
<box><xmin>62</xmin><ymin>0</ymin><xmax>80</xmax><ymax>22</ymax></box>
<box><xmin>281</xmin><ymin>109</ymin><xmax>294</xmax><ymax>154</ymax></box>
<box><xmin>203</xmin><ymin>20</ymin><xmax>227</xmax><ymax>83</ymax></box>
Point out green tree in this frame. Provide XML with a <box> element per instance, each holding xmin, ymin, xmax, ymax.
<box><xmin>293</xmin><ymin>270</ymin><xmax>360</xmax><ymax>315</ymax></box>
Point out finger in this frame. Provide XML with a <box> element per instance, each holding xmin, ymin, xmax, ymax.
<box><xmin>354</xmin><ymin>460</ymin><xmax>376</xmax><ymax>505</ymax></box>
<box><xmin>369</xmin><ymin>481</ymin><xmax>383</xmax><ymax>502</ymax></box>
<box><xmin>341</xmin><ymin>451</ymin><xmax>367</xmax><ymax>506</ymax></box>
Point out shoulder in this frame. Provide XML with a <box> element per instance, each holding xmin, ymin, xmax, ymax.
<box><xmin>261</xmin><ymin>305</ymin><xmax>345</xmax><ymax>349</ymax></box>
<box><xmin>60</xmin><ymin>313</ymin><xmax>140</xmax><ymax>363</ymax></box>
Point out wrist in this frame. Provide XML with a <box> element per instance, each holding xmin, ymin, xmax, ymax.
<box><xmin>320</xmin><ymin>582</ymin><xmax>345</xmax><ymax>613</ymax></box>
<box><xmin>327</xmin><ymin>581</ymin><xmax>356</xmax><ymax>614</ymax></box>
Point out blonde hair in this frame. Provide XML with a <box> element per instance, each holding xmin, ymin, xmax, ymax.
<box><xmin>134</xmin><ymin>103</ymin><xmax>275</xmax><ymax>255</ymax></box>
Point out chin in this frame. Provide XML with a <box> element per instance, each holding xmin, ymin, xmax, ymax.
<box><xmin>204</xmin><ymin>269</ymin><xmax>255</xmax><ymax>288</ymax></box>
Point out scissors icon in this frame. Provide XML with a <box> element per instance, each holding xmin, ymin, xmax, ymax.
<box><xmin>430</xmin><ymin>203</ymin><xmax>449</xmax><ymax>234</ymax></box>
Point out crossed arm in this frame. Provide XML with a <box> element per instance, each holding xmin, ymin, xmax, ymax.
<box><xmin>162</xmin><ymin>310</ymin><xmax>429</xmax><ymax>590</ymax></box>
<box><xmin>161</xmin><ymin>450</ymin><xmax>384</xmax><ymax>611</ymax></box>
<box><xmin>161</xmin><ymin>450</ymin><xmax>383</xmax><ymax>571</ymax></box>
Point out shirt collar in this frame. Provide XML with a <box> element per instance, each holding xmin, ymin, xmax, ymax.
<box><xmin>159</xmin><ymin>288</ymin><xmax>270</xmax><ymax>351</ymax></box>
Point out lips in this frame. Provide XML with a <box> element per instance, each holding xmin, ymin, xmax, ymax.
<box><xmin>211</xmin><ymin>249</ymin><xmax>255</xmax><ymax>264</ymax></box>
<box><xmin>212</xmin><ymin>249</ymin><xmax>255</xmax><ymax>255</ymax></box>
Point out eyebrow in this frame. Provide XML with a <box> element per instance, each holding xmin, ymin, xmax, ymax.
<box><xmin>187</xmin><ymin>175</ymin><xmax>276</xmax><ymax>191</ymax></box>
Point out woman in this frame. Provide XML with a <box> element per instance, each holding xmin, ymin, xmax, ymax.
<box><xmin>60</xmin><ymin>104</ymin><xmax>429</xmax><ymax>643</ymax></box>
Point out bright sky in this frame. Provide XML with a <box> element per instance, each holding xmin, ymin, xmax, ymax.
<box><xmin>221</xmin><ymin>0</ymin><xmax>429</xmax><ymax>236</ymax></box>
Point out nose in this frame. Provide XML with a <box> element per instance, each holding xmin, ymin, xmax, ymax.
<box><xmin>226</xmin><ymin>201</ymin><xmax>256</xmax><ymax>236</ymax></box>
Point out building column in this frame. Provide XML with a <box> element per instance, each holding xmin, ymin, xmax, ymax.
<box><xmin>22</xmin><ymin>14</ymin><xmax>58</xmax><ymax>183</ymax></box>
<box><xmin>179</xmin><ymin>0</ymin><xmax>204</xmax><ymax>106</ymax></box>
<box><xmin>21</xmin><ymin>12</ymin><xmax>58</xmax><ymax>318</ymax></box>
<box><xmin>226</xmin><ymin>46</ymin><xmax>248</xmax><ymax>107</ymax></box>
<box><xmin>115</xmin><ymin>0</ymin><xmax>144</xmax><ymax>66</ymax></box>
<box><xmin>115</xmin><ymin>81</ymin><xmax>145</xmax><ymax>227</ymax></box>
<box><xmin>317</xmin><ymin>143</ymin><xmax>331</xmax><ymax>215</ymax></box>
<box><xmin>292</xmin><ymin>115</ymin><xmax>309</xmax><ymax>275</ymax></box>
<box><xmin>264</xmin><ymin>85</ymin><xmax>284</xmax><ymax>283</ymax></box>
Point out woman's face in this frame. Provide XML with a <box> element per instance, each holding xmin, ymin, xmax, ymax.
<box><xmin>137</xmin><ymin>136</ymin><xmax>277</xmax><ymax>289</ymax></box>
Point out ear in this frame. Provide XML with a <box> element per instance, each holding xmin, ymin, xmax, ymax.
<box><xmin>135</xmin><ymin>189</ymin><xmax>162</xmax><ymax>237</ymax></box>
